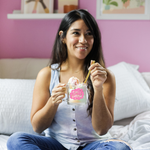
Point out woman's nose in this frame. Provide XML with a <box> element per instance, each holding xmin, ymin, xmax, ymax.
<box><xmin>79</xmin><ymin>35</ymin><xmax>87</xmax><ymax>43</ymax></box>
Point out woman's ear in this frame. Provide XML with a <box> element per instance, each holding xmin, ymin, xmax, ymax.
<box><xmin>59</xmin><ymin>30</ymin><xmax>63</xmax><ymax>36</ymax></box>
<box><xmin>59</xmin><ymin>31</ymin><xmax>65</xmax><ymax>44</ymax></box>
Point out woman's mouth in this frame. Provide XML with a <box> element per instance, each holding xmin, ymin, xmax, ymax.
<box><xmin>76</xmin><ymin>47</ymin><xmax>87</xmax><ymax>51</ymax></box>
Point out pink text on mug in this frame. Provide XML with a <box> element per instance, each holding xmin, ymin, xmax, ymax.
<box><xmin>67</xmin><ymin>83</ymin><xmax>87</xmax><ymax>105</ymax></box>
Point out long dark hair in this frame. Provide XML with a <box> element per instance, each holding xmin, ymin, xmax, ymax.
<box><xmin>50</xmin><ymin>9</ymin><xmax>105</xmax><ymax>116</ymax></box>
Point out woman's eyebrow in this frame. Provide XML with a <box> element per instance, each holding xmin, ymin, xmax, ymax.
<box><xmin>70</xmin><ymin>28</ymin><xmax>90</xmax><ymax>32</ymax></box>
<box><xmin>70</xmin><ymin>29</ymin><xmax>80</xmax><ymax>31</ymax></box>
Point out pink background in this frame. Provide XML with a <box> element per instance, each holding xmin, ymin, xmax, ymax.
<box><xmin>0</xmin><ymin>0</ymin><xmax>150</xmax><ymax>72</ymax></box>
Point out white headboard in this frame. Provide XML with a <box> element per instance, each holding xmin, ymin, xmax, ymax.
<box><xmin>0</xmin><ymin>58</ymin><xmax>50</xmax><ymax>79</ymax></box>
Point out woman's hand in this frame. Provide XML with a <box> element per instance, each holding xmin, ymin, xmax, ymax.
<box><xmin>89</xmin><ymin>62</ymin><xmax>107</xmax><ymax>90</ymax></box>
<box><xmin>50</xmin><ymin>83</ymin><xmax>66</xmax><ymax>106</ymax></box>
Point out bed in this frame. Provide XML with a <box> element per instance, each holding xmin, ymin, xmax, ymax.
<box><xmin>0</xmin><ymin>58</ymin><xmax>150</xmax><ymax>150</ymax></box>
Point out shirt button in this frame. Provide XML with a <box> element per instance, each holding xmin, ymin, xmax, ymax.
<box><xmin>74</xmin><ymin>128</ymin><xmax>77</xmax><ymax>131</ymax></box>
<box><xmin>73</xmin><ymin>119</ymin><xmax>75</xmax><ymax>122</ymax></box>
<box><xmin>72</xmin><ymin>108</ymin><xmax>75</xmax><ymax>111</ymax></box>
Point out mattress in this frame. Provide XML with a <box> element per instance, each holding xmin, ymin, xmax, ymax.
<box><xmin>113</xmin><ymin>116</ymin><xmax>134</xmax><ymax>126</ymax></box>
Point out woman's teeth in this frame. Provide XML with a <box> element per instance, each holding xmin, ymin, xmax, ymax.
<box><xmin>78</xmin><ymin>47</ymin><xmax>87</xmax><ymax>50</ymax></box>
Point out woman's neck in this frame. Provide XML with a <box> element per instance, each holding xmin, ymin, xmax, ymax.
<box><xmin>62</xmin><ymin>59</ymin><xmax>84</xmax><ymax>74</ymax></box>
<box><xmin>59</xmin><ymin>59</ymin><xmax>85</xmax><ymax>84</ymax></box>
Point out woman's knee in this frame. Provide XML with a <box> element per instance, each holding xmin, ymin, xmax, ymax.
<box><xmin>103</xmin><ymin>140</ymin><xmax>132</xmax><ymax>150</ymax></box>
<box><xmin>7</xmin><ymin>132</ymin><xmax>30</xmax><ymax>150</ymax></box>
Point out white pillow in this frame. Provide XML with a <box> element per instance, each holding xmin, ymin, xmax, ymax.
<box><xmin>108</xmin><ymin>62</ymin><xmax>150</xmax><ymax>121</ymax></box>
<box><xmin>141</xmin><ymin>72</ymin><xmax>150</xmax><ymax>88</ymax></box>
<box><xmin>0</xmin><ymin>79</ymin><xmax>36</xmax><ymax>135</ymax></box>
<box><xmin>126</xmin><ymin>62</ymin><xmax>139</xmax><ymax>70</ymax></box>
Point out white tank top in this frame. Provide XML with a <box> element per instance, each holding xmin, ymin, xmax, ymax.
<box><xmin>44</xmin><ymin>64</ymin><xmax>112</xmax><ymax>150</ymax></box>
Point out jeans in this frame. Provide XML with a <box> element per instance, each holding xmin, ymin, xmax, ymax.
<box><xmin>7</xmin><ymin>132</ymin><xmax>132</xmax><ymax>150</ymax></box>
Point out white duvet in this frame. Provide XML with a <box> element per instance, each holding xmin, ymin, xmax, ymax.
<box><xmin>109</xmin><ymin>110</ymin><xmax>150</xmax><ymax>150</ymax></box>
<box><xmin>1</xmin><ymin>111</ymin><xmax>150</xmax><ymax>150</ymax></box>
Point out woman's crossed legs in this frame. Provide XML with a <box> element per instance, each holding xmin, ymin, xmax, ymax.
<box><xmin>7</xmin><ymin>132</ymin><xmax>132</xmax><ymax>150</ymax></box>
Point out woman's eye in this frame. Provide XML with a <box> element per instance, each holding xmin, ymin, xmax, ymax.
<box><xmin>73</xmin><ymin>32</ymin><xmax>79</xmax><ymax>35</ymax></box>
<box><xmin>86</xmin><ymin>32</ymin><xmax>93</xmax><ymax>36</ymax></box>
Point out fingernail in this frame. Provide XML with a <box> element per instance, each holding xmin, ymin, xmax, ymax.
<box><xmin>91</xmin><ymin>60</ymin><xmax>95</xmax><ymax>65</ymax></box>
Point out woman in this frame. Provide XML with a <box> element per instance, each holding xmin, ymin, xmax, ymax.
<box><xmin>7</xmin><ymin>9</ymin><xmax>132</xmax><ymax>150</ymax></box>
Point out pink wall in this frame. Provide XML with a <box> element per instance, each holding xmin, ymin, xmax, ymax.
<box><xmin>0</xmin><ymin>0</ymin><xmax>150</xmax><ymax>72</ymax></box>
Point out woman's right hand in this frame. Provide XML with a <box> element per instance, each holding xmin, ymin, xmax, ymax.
<box><xmin>50</xmin><ymin>83</ymin><xmax>66</xmax><ymax>106</ymax></box>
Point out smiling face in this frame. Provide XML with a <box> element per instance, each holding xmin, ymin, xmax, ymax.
<box><xmin>63</xmin><ymin>19</ymin><xmax>94</xmax><ymax>60</ymax></box>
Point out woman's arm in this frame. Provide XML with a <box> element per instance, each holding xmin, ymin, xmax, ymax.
<box><xmin>89</xmin><ymin>63</ymin><xmax>116</xmax><ymax>135</ymax></box>
<box><xmin>30</xmin><ymin>67</ymin><xmax>66</xmax><ymax>133</ymax></box>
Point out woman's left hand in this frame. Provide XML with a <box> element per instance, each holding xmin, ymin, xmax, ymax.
<box><xmin>89</xmin><ymin>62</ymin><xmax>107</xmax><ymax>89</ymax></box>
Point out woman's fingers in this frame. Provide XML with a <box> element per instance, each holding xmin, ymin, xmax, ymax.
<box><xmin>88</xmin><ymin>62</ymin><xmax>107</xmax><ymax>87</ymax></box>
<box><xmin>52</xmin><ymin>87</ymin><xmax>66</xmax><ymax>94</ymax></box>
<box><xmin>51</xmin><ymin>83</ymin><xmax>66</xmax><ymax>105</ymax></box>
<box><xmin>89</xmin><ymin>62</ymin><xmax>103</xmax><ymax>70</ymax></box>
<box><xmin>91</xmin><ymin>70</ymin><xmax>107</xmax><ymax>78</ymax></box>
<box><xmin>90</xmin><ymin>63</ymin><xmax>107</xmax><ymax>77</ymax></box>
<box><xmin>51</xmin><ymin>93</ymin><xmax>65</xmax><ymax>105</ymax></box>
<box><xmin>51</xmin><ymin>92</ymin><xmax>65</xmax><ymax>99</ymax></box>
<box><xmin>52</xmin><ymin>95</ymin><xmax>65</xmax><ymax>104</ymax></box>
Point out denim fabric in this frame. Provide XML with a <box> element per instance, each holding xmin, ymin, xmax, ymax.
<box><xmin>82</xmin><ymin>140</ymin><xmax>132</xmax><ymax>150</ymax></box>
<box><xmin>7</xmin><ymin>132</ymin><xmax>67</xmax><ymax>150</ymax></box>
<box><xmin>7</xmin><ymin>132</ymin><xmax>132</xmax><ymax>150</ymax></box>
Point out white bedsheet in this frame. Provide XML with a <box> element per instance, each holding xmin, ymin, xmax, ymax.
<box><xmin>109</xmin><ymin>110</ymin><xmax>150</xmax><ymax>150</ymax></box>
<box><xmin>0</xmin><ymin>135</ymin><xmax>9</xmax><ymax>150</ymax></box>
<box><xmin>1</xmin><ymin>111</ymin><xmax>150</xmax><ymax>150</ymax></box>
